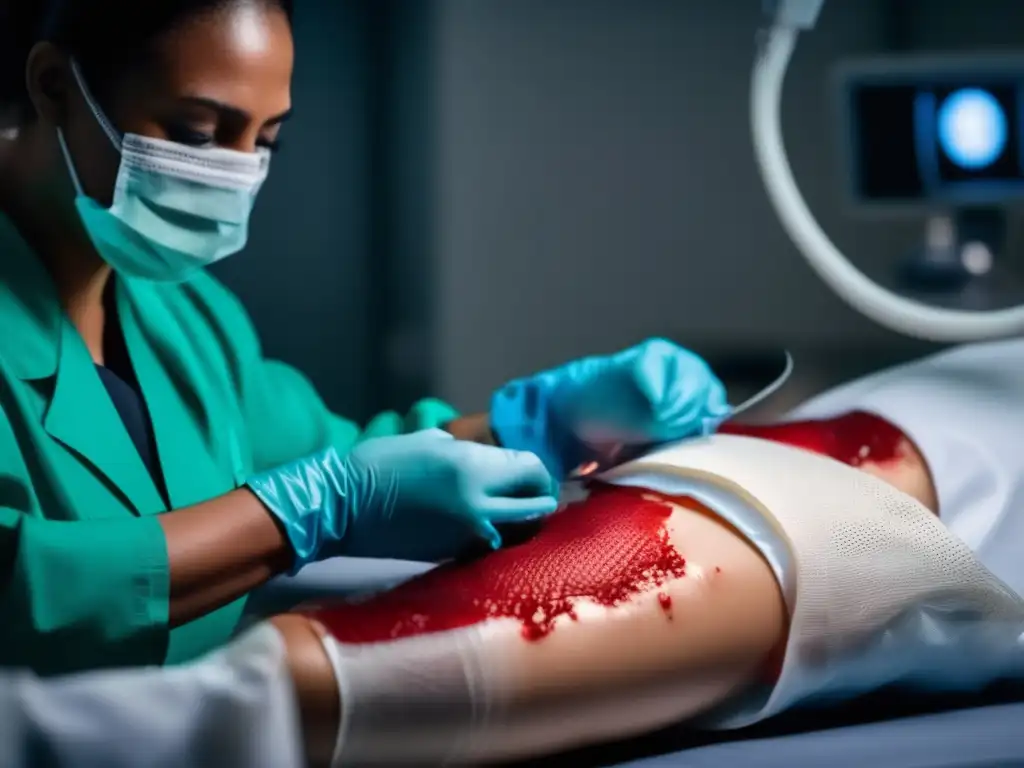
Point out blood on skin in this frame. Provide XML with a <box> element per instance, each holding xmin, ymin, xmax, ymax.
<box><xmin>720</xmin><ymin>410</ymin><xmax>907</xmax><ymax>468</ymax></box>
<box><xmin>305</xmin><ymin>411</ymin><xmax>911</xmax><ymax>648</ymax></box>
<box><xmin>304</xmin><ymin>485</ymin><xmax>690</xmax><ymax>644</ymax></box>
<box><xmin>657</xmin><ymin>593</ymin><xmax>673</xmax><ymax>614</ymax></box>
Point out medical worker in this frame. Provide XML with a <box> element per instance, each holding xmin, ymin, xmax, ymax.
<box><xmin>0</xmin><ymin>0</ymin><xmax>728</xmax><ymax>675</ymax></box>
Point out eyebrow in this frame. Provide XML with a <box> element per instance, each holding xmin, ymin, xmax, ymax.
<box><xmin>177</xmin><ymin>96</ymin><xmax>293</xmax><ymax>125</ymax></box>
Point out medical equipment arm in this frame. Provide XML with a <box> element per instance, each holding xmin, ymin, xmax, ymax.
<box><xmin>0</xmin><ymin>624</ymin><xmax>304</xmax><ymax>768</ymax></box>
<box><xmin>753</xmin><ymin>0</ymin><xmax>1024</xmax><ymax>341</ymax></box>
<box><xmin>763</xmin><ymin>0</ymin><xmax>824</xmax><ymax>29</ymax></box>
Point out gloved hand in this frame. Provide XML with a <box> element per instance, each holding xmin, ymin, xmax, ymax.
<box><xmin>246</xmin><ymin>429</ymin><xmax>559</xmax><ymax>571</ymax></box>
<box><xmin>490</xmin><ymin>338</ymin><xmax>730</xmax><ymax>479</ymax></box>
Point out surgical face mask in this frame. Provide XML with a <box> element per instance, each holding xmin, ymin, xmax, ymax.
<box><xmin>56</xmin><ymin>59</ymin><xmax>271</xmax><ymax>282</ymax></box>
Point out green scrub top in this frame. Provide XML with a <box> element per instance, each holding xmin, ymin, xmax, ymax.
<box><xmin>0</xmin><ymin>215</ymin><xmax>459</xmax><ymax>676</ymax></box>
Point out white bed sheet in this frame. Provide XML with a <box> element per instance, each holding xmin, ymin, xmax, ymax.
<box><xmin>792</xmin><ymin>339</ymin><xmax>1024</xmax><ymax>597</ymax></box>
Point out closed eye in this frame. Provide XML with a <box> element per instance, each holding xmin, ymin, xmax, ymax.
<box><xmin>164</xmin><ymin>124</ymin><xmax>282</xmax><ymax>154</ymax></box>
<box><xmin>166</xmin><ymin>125</ymin><xmax>214</xmax><ymax>148</ymax></box>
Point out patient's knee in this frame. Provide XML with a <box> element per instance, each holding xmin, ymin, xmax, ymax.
<box><xmin>860</xmin><ymin>435</ymin><xmax>938</xmax><ymax>513</ymax></box>
<box><xmin>722</xmin><ymin>412</ymin><xmax>939</xmax><ymax>514</ymax></box>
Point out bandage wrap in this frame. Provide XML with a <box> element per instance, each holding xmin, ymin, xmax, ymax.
<box><xmin>608</xmin><ymin>435</ymin><xmax>1024</xmax><ymax>726</ymax></box>
<box><xmin>320</xmin><ymin>624</ymin><xmax>498</xmax><ymax>766</ymax></box>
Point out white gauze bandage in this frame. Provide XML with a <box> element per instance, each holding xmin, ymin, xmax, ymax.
<box><xmin>605</xmin><ymin>434</ymin><xmax>1024</xmax><ymax>726</ymax></box>
<box><xmin>319</xmin><ymin>622</ymin><xmax>498</xmax><ymax>766</ymax></box>
<box><xmin>319</xmin><ymin>606</ymin><xmax>754</xmax><ymax>768</ymax></box>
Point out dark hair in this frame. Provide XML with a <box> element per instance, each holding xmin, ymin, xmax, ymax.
<box><xmin>0</xmin><ymin>0</ymin><xmax>294</xmax><ymax>116</ymax></box>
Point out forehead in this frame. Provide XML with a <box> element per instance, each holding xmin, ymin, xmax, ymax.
<box><xmin>145</xmin><ymin>4</ymin><xmax>293</xmax><ymax>109</ymax></box>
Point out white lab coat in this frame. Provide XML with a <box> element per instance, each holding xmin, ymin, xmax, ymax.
<box><xmin>0</xmin><ymin>559</ymin><xmax>431</xmax><ymax>768</ymax></box>
<box><xmin>0</xmin><ymin>625</ymin><xmax>303</xmax><ymax>768</ymax></box>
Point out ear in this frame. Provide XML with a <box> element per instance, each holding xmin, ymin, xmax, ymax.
<box><xmin>24</xmin><ymin>42</ymin><xmax>72</xmax><ymax>124</ymax></box>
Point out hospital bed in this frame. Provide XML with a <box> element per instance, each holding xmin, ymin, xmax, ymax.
<box><xmin>258</xmin><ymin>558</ymin><xmax>1024</xmax><ymax>768</ymax></box>
<box><xmin>526</xmin><ymin>687</ymin><xmax>1024</xmax><ymax>767</ymax></box>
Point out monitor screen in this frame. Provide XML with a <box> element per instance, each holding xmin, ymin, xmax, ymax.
<box><xmin>847</xmin><ymin>78</ymin><xmax>1024</xmax><ymax>205</ymax></box>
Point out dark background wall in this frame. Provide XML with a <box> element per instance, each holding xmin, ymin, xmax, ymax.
<box><xmin>215</xmin><ymin>0</ymin><xmax>1024</xmax><ymax>423</ymax></box>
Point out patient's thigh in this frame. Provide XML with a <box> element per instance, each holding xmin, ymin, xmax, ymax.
<box><xmin>502</xmin><ymin>490</ymin><xmax>785</xmax><ymax>705</ymax></box>
<box><xmin>302</xmin><ymin>487</ymin><xmax>785</xmax><ymax>713</ymax></box>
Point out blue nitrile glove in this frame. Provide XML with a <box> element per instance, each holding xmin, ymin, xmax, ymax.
<box><xmin>490</xmin><ymin>338</ymin><xmax>730</xmax><ymax>479</ymax></box>
<box><xmin>246</xmin><ymin>429</ymin><xmax>559</xmax><ymax>571</ymax></box>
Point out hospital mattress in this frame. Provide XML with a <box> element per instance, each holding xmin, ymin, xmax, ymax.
<box><xmin>514</xmin><ymin>687</ymin><xmax>1024</xmax><ymax>768</ymax></box>
<box><xmin>620</xmin><ymin>704</ymin><xmax>1024</xmax><ymax>767</ymax></box>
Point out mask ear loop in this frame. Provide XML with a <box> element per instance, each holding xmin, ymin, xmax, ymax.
<box><xmin>56</xmin><ymin>59</ymin><xmax>123</xmax><ymax>198</ymax></box>
<box><xmin>67</xmin><ymin>59</ymin><xmax>122</xmax><ymax>151</ymax></box>
<box><xmin>55</xmin><ymin>129</ymin><xmax>85</xmax><ymax>196</ymax></box>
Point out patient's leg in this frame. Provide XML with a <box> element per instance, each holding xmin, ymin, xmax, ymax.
<box><xmin>268</xmin><ymin>411</ymin><xmax>934</xmax><ymax>765</ymax></box>
<box><xmin>275</xmin><ymin>485</ymin><xmax>786</xmax><ymax>765</ymax></box>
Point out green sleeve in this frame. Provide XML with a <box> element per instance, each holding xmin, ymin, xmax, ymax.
<box><xmin>247</xmin><ymin>358</ymin><xmax>460</xmax><ymax>472</ymax></box>
<box><xmin>186</xmin><ymin>272</ymin><xmax>459</xmax><ymax>472</ymax></box>
<box><xmin>0</xmin><ymin>509</ymin><xmax>169</xmax><ymax>676</ymax></box>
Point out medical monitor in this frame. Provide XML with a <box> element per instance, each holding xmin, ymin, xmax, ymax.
<box><xmin>837</xmin><ymin>54</ymin><xmax>1024</xmax><ymax>209</ymax></box>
